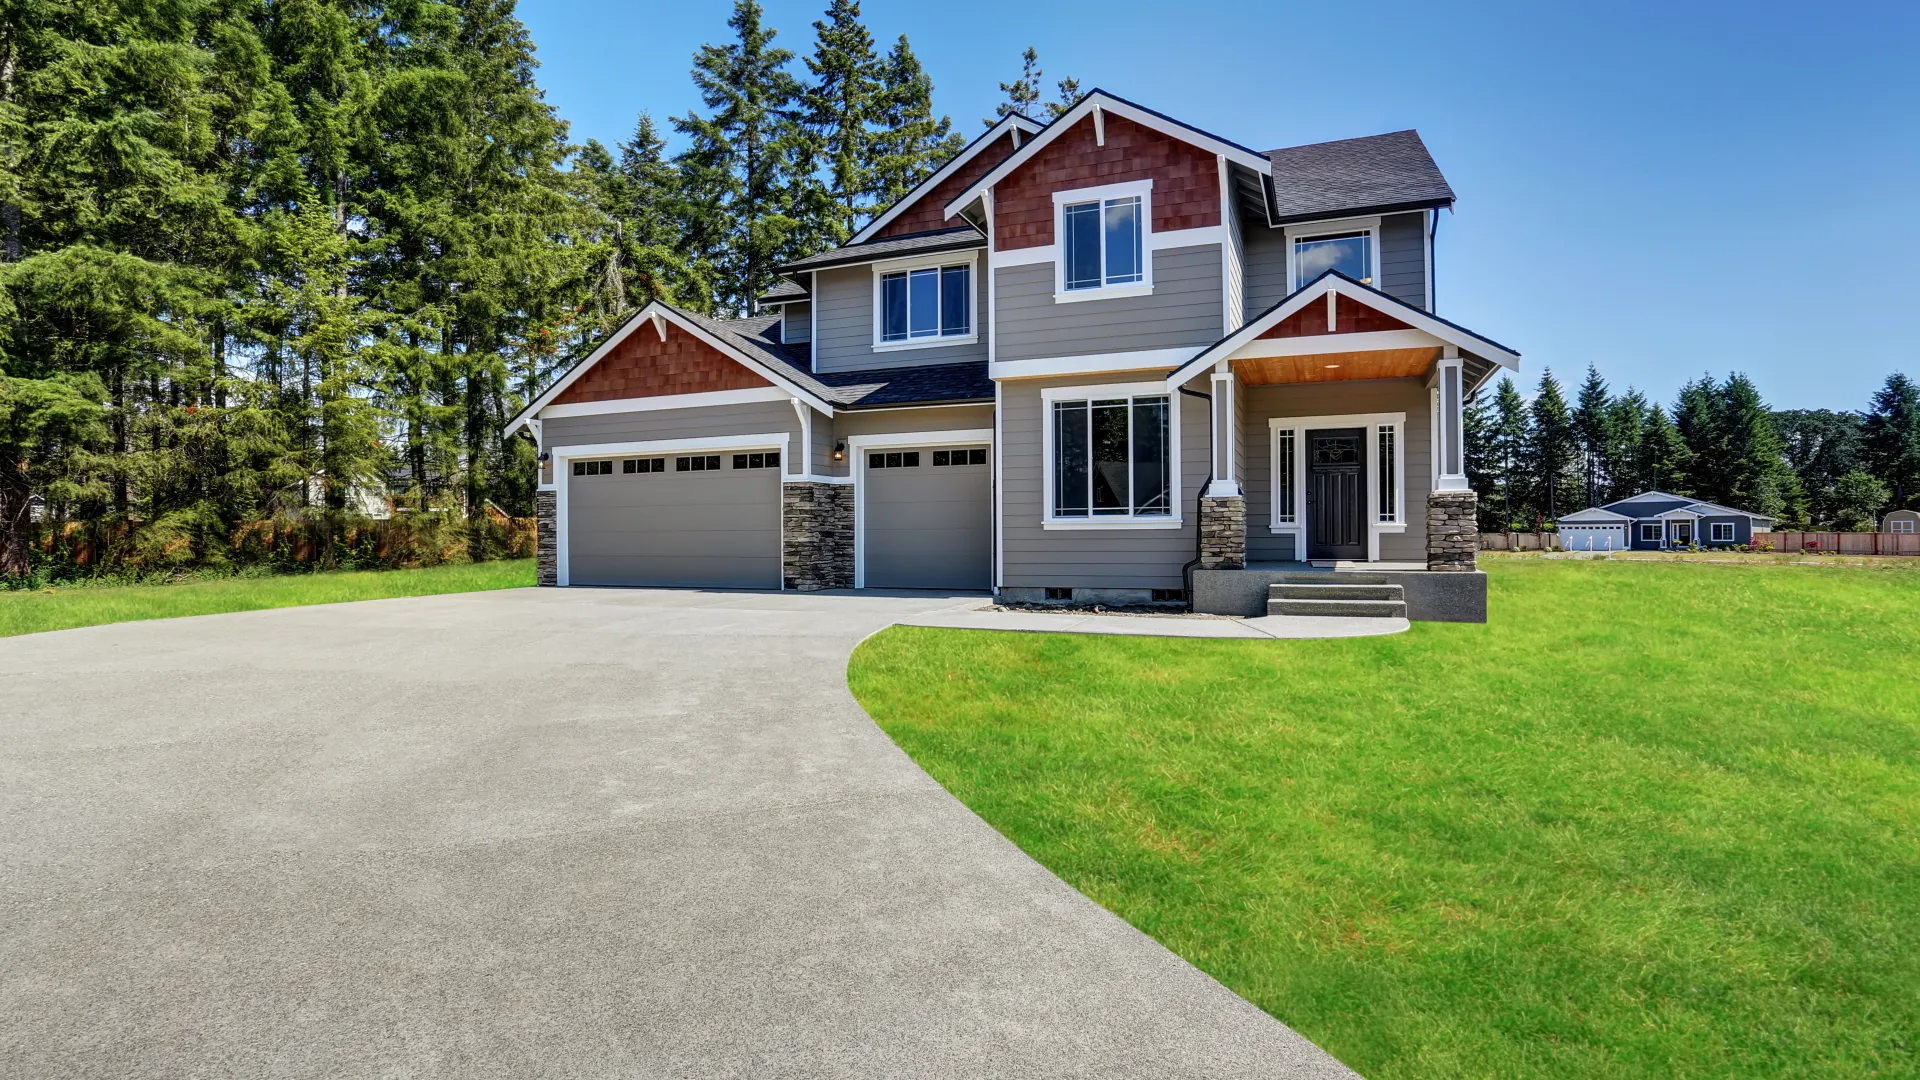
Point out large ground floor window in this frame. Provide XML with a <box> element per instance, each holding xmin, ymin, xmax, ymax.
<box><xmin>1047</xmin><ymin>385</ymin><xmax>1173</xmax><ymax>521</ymax></box>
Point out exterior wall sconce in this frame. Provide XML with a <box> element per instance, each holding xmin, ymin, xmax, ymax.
<box><xmin>537</xmin><ymin>450</ymin><xmax>551</xmax><ymax>463</ymax></box>
<box><xmin>832</xmin><ymin>441</ymin><xmax>846</xmax><ymax>462</ymax></box>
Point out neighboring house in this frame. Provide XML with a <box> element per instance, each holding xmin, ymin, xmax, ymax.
<box><xmin>1557</xmin><ymin>491</ymin><xmax>1774</xmax><ymax>551</ymax></box>
<box><xmin>1883</xmin><ymin>509</ymin><xmax>1919</xmax><ymax>534</ymax></box>
<box><xmin>507</xmin><ymin>90</ymin><xmax>1520</xmax><ymax>620</ymax></box>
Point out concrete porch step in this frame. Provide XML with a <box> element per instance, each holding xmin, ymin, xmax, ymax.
<box><xmin>1269</xmin><ymin>583</ymin><xmax>1404</xmax><ymax>602</ymax></box>
<box><xmin>1266</xmin><ymin>597</ymin><xmax>1409</xmax><ymax>618</ymax></box>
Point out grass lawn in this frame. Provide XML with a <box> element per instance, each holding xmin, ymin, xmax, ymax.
<box><xmin>0</xmin><ymin>559</ymin><xmax>534</xmax><ymax>638</ymax></box>
<box><xmin>849</xmin><ymin>559</ymin><xmax>1920</xmax><ymax>1079</ymax></box>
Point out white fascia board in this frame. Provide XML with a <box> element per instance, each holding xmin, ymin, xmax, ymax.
<box><xmin>991</xmin><ymin>346</ymin><xmax>1201</xmax><ymax>381</ymax></box>
<box><xmin>537</xmin><ymin>386</ymin><xmax>791</xmax><ymax>421</ymax></box>
<box><xmin>1166</xmin><ymin>275</ymin><xmax>1522</xmax><ymax>389</ymax></box>
<box><xmin>505</xmin><ymin>301</ymin><xmax>836</xmax><ymax>437</ymax></box>
<box><xmin>1558</xmin><ymin>507</ymin><xmax>1635</xmax><ymax>522</ymax></box>
<box><xmin>845</xmin><ymin>428</ymin><xmax>993</xmax><ymax>450</ymax></box>
<box><xmin>850</xmin><ymin>115</ymin><xmax>1042</xmax><ymax>245</ymax></box>
<box><xmin>548</xmin><ymin>432</ymin><xmax>791</xmax><ymax>460</ymax></box>
<box><xmin>941</xmin><ymin>92</ymin><xmax>1272</xmax><ymax>223</ymax></box>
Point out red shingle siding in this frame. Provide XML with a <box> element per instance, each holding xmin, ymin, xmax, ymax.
<box><xmin>992</xmin><ymin>114</ymin><xmax>1221</xmax><ymax>251</ymax></box>
<box><xmin>552</xmin><ymin>322</ymin><xmax>771</xmax><ymax>405</ymax></box>
<box><xmin>1259</xmin><ymin>295</ymin><xmax>1412</xmax><ymax>339</ymax></box>
<box><xmin>875</xmin><ymin>131</ymin><xmax>1016</xmax><ymax>239</ymax></box>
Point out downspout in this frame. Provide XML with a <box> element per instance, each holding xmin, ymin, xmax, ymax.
<box><xmin>1176</xmin><ymin>384</ymin><xmax>1213</xmax><ymax>611</ymax></box>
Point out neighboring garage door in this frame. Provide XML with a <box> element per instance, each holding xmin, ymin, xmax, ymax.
<box><xmin>862</xmin><ymin>445</ymin><xmax>990</xmax><ymax>590</ymax></box>
<box><xmin>1558</xmin><ymin>523</ymin><xmax>1628</xmax><ymax>552</ymax></box>
<box><xmin>566</xmin><ymin>452</ymin><xmax>781</xmax><ymax>588</ymax></box>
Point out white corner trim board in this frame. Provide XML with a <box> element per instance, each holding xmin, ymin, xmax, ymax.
<box><xmin>847</xmin><ymin>428</ymin><xmax>994</xmax><ymax>588</ymax></box>
<box><xmin>550</xmin><ymin>432</ymin><xmax>792</xmax><ymax>588</ymax></box>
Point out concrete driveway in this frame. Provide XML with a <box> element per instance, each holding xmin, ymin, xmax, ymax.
<box><xmin>1</xmin><ymin>587</ymin><xmax>1357</xmax><ymax>1079</ymax></box>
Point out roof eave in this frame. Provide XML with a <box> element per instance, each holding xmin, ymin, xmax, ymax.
<box><xmin>777</xmin><ymin>234</ymin><xmax>986</xmax><ymax>275</ymax></box>
<box><xmin>848</xmin><ymin>113</ymin><xmax>1043</xmax><ymax>245</ymax></box>
<box><xmin>1266</xmin><ymin>196</ymin><xmax>1455</xmax><ymax>227</ymax></box>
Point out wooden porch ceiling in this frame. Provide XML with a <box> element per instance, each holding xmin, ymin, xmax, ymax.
<box><xmin>1232</xmin><ymin>347</ymin><xmax>1440</xmax><ymax>386</ymax></box>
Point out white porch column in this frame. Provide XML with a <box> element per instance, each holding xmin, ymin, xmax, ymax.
<box><xmin>1434</xmin><ymin>348</ymin><xmax>1469</xmax><ymax>492</ymax></box>
<box><xmin>1206</xmin><ymin>368</ymin><xmax>1241</xmax><ymax>496</ymax></box>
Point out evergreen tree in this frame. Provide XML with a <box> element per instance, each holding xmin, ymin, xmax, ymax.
<box><xmin>1774</xmin><ymin>408</ymin><xmax>1864</xmax><ymax>525</ymax></box>
<box><xmin>1570</xmin><ymin>364</ymin><xmax>1612</xmax><ymax>508</ymax></box>
<box><xmin>1714</xmin><ymin>373</ymin><xmax>1799</xmax><ymax>521</ymax></box>
<box><xmin>800</xmin><ymin>0</ymin><xmax>881</xmax><ymax>247</ymax></box>
<box><xmin>1862</xmin><ymin>372</ymin><xmax>1920</xmax><ymax>510</ymax></box>
<box><xmin>988</xmin><ymin>47</ymin><xmax>1078</xmax><ymax>126</ymax></box>
<box><xmin>869</xmin><ymin>35</ymin><xmax>963</xmax><ymax>215</ymax></box>
<box><xmin>1672</xmin><ymin>374</ymin><xmax>1716</xmax><ymax>498</ymax></box>
<box><xmin>1528</xmin><ymin>369</ymin><xmax>1578</xmax><ymax>522</ymax></box>
<box><xmin>1633</xmin><ymin>404</ymin><xmax>1689</xmax><ymax>497</ymax></box>
<box><xmin>1830</xmin><ymin>470</ymin><xmax>1889</xmax><ymax>532</ymax></box>
<box><xmin>1463</xmin><ymin>385</ymin><xmax>1499</xmax><ymax>529</ymax></box>
<box><xmin>673</xmin><ymin>0</ymin><xmax>806</xmax><ymax>315</ymax></box>
<box><xmin>1487</xmin><ymin>376</ymin><xmax>1530</xmax><ymax>530</ymax></box>
<box><xmin>1603</xmin><ymin>389</ymin><xmax>1651</xmax><ymax>501</ymax></box>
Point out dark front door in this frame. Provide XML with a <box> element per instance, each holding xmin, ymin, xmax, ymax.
<box><xmin>1307</xmin><ymin>428</ymin><xmax>1366</xmax><ymax>561</ymax></box>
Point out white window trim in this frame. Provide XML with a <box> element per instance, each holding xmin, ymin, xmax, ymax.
<box><xmin>1053</xmin><ymin>179</ymin><xmax>1154</xmax><ymax>303</ymax></box>
<box><xmin>1640</xmin><ymin>523</ymin><xmax>1664</xmax><ymax>543</ymax></box>
<box><xmin>1284</xmin><ymin>215</ymin><xmax>1381</xmax><ymax>293</ymax></box>
<box><xmin>1267</xmin><ymin>413</ymin><xmax>1407</xmax><ymax>563</ymax></box>
<box><xmin>870</xmin><ymin>251</ymin><xmax>979</xmax><ymax>352</ymax></box>
<box><xmin>551</xmin><ymin>433</ymin><xmax>791</xmax><ymax>588</ymax></box>
<box><xmin>848</xmin><ymin>429</ymin><xmax>994</xmax><ymax>588</ymax></box>
<box><xmin>1041</xmin><ymin>380</ymin><xmax>1182</xmax><ymax>529</ymax></box>
<box><xmin>1891</xmin><ymin>518</ymin><xmax>1915</xmax><ymax>534</ymax></box>
<box><xmin>1709</xmin><ymin>522</ymin><xmax>1736</xmax><ymax>543</ymax></box>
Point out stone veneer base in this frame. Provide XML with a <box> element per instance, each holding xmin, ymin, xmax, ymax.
<box><xmin>782</xmin><ymin>481</ymin><xmax>853</xmax><ymax>591</ymax></box>
<box><xmin>1198</xmin><ymin>495</ymin><xmax>1247</xmax><ymax>570</ymax></box>
<box><xmin>1426</xmin><ymin>490</ymin><xmax>1479</xmax><ymax>572</ymax></box>
<box><xmin>535</xmin><ymin>490</ymin><xmax>557</xmax><ymax>586</ymax></box>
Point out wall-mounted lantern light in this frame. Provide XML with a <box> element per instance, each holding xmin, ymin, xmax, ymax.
<box><xmin>832</xmin><ymin>440</ymin><xmax>846</xmax><ymax>463</ymax></box>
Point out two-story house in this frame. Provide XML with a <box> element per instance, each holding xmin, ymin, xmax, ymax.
<box><xmin>508</xmin><ymin>91</ymin><xmax>1519</xmax><ymax>621</ymax></box>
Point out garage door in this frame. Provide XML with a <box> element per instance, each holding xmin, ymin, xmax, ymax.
<box><xmin>1559</xmin><ymin>524</ymin><xmax>1627</xmax><ymax>552</ymax></box>
<box><xmin>863</xmin><ymin>445</ymin><xmax>990</xmax><ymax>590</ymax></box>
<box><xmin>566</xmin><ymin>452</ymin><xmax>781</xmax><ymax>588</ymax></box>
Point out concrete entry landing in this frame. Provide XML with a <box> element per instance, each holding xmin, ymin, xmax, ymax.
<box><xmin>1195</xmin><ymin>562</ymin><xmax>1489</xmax><ymax>623</ymax></box>
<box><xmin>0</xmin><ymin>587</ymin><xmax>1359</xmax><ymax>1079</ymax></box>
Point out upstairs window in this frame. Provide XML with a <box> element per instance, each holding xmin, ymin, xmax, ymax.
<box><xmin>1063</xmin><ymin>196</ymin><xmax>1143</xmax><ymax>291</ymax></box>
<box><xmin>878</xmin><ymin>262</ymin><xmax>972</xmax><ymax>345</ymax></box>
<box><xmin>1293</xmin><ymin>232</ymin><xmax>1372</xmax><ymax>289</ymax></box>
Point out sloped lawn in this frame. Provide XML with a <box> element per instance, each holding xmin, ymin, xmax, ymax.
<box><xmin>0</xmin><ymin>559</ymin><xmax>534</xmax><ymax>638</ymax></box>
<box><xmin>849</xmin><ymin>559</ymin><xmax>1919</xmax><ymax>1079</ymax></box>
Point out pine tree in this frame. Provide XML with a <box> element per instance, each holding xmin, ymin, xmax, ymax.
<box><xmin>1570</xmin><ymin>364</ymin><xmax>1612</xmax><ymax>508</ymax></box>
<box><xmin>1604</xmin><ymin>389</ymin><xmax>1650</xmax><ymax>501</ymax></box>
<box><xmin>1672</xmin><ymin>374</ymin><xmax>1717</xmax><ymax>498</ymax></box>
<box><xmin>1863</xmin><ymin>372</ymin><xmax>1920</xmax><ymax>510</ymax></box>
<box><xmin>988</xmin><ymin>47</ymin><xmax>1078</xmax><ymax>126</ymax></box>
<box><xmin>870</xmin><ymin>34</ymin><xmax>963</xmax><ymax>213</ymax></box>
<box><xmin>673</xmin><ymin>0</ymin><xmax>806</xmax><ymax>316</ymax></box>
<box><xmin>1528</xmin><ymin>369</ymin><xmax>1577</xmax><ymax>522</ymax></box>
<box><xmin>1463</xmin><ymin>386</ymin><xmax>1498</xmax><ymax>529</ymax></box>
<box><xmin>1714</xmin><ymin>373</ymin><xmax>1799</xmax><ymax>521</ymax></box>
<box><xmin>1633</xmin><ymin>404</ymin><xmax>1689</xmax><ymax>496</ymax></box>
<box><xmin>1487</xmin><ymin>376</ymin><xmax>1529</xmax><ymax>530</ymax></box>
<box><xmin>800</xmin><ymin>0</ymin><xmax>881</xmax><ymax>247</ymax></box>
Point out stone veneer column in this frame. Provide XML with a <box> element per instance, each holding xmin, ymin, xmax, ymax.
<box><xmin>1198</xmin><ymin>495</ymin><xmax>1246</xmax><ymax>570</ymax></box>
<box><xmin>535</xmin><ymin>489</ymin><xmax>557</xmax><ymax>586</ymax></box>
<box><xmin>1426</xmin><ymin>490</ymin><xmax>1479</xmax><ymax>571</ymax></box>
<box><xmin>782</xmin><ymin>482</ymin><xmax>853</xmax><ymax>590</ymax></box>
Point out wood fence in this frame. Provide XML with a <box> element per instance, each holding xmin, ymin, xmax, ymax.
<box><xmin>1480</xmin><ymin>532</ymin><xmax>1563</xmax><ymax>552</ymax></box>
<box><xmin>1756</xmin><ymin>532</ymin><xmax>1920</xmax><ymax>556</ymax></box>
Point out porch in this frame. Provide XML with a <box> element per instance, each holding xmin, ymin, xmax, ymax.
<box><xmin>1168</xmin><ymin>273</ymin><xmax>1515</xmax><ymax>622</ymax></box>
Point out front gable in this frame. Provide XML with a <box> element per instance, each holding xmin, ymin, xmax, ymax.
<box><xmin>553</xmin><ymin>320</ymin><xmax>772</xmax><ymax>406</ymax></box>
<box><xmin>991</xmin><ymin>112</ymin><xmax>1221</xmax><ymax>251</ymax></box>
<box><xmin>874</xmin><ymin>130</ymin><xmax>1020</xmax><ymax>240</ymax></box>
<box><xmin>1259</xmin><ymin>293</ymin><xmax>1414</xmax><ymax>339</ymax></box>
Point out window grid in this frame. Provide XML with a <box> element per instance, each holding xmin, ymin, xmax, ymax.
<box><xmin>731</xmin><ymin>452</ymin><xmax>780</xmax><ymax>470</ymax></box>
<box><xmin>1063</xmin><ymin>195</ymin><xmax>1144</xmax><ymax>292</ymax></box>
<box><xmin>880</xmin><ymin>263</ymin><xmax>971</xmax><ymax>343</ymax></box>
<box><xmin>1377</xmin><ymin>426</ymin><xmax>1397</xmax><ymax>522</ymax></box>
<box><xmin>572</xmin><ymin>459</ymin><xmax>614</xmax><ymax>477</ymax></box>
<box><xmin>867</xmin><ymin>451</ymin><xmax>920</xmax><ymax>469</ymax></box>
<box><xmin>1641</xmin><ymin>524</ymin><xmax>1663</xmax><ymax>542</ymax></box>
<box><xmin>1274</xmin><ymin>429</ymin><xmax>1296</xmax><ymax>523</ymax></box>
<box><xmin>1710</xmin><ymin>522</ymin><xmax>1735</xmax><ymax>543</ymax></box>
<box><xmin>622</xmin><ymin>458</ymin><xmax>665</xmax><ymax>474</ymax></box>
<box><xmin>1051</xmin><ymin>394</ymin><xmax>1171</xmax><ymax>519</ymax></box>
<box><xmin>931</xmin><ymin>448</ymin><xmax>987</xmax><ymax>467</ymax></box>
<box><xmin>674</xmin><ymin>455</ymin><xmax>722</xmax><ymax>472</ymax></box>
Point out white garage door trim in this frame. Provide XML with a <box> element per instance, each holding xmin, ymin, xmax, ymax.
<box><xmin>849</xmin><ymin>429</ymin><xmax>994</xmax><ymax>589</ymax></box>
<box><xmin>552</xmin><ymin>433</ymin><xmax>791</xmax><ymax>587</ymax></box>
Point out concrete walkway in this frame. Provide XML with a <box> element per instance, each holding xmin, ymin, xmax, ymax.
<box><xmin>898</xmin><ymin>603</ymin><xmax>1408</xmax><ymax>639</ymax></box>
<box><xmin>1</xmin><ymin>588</ymin><xmax>1359</xmax><ymax>1079</ymax></box>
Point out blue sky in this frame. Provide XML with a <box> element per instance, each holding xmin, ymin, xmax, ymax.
<box><xmin>517</xmin><ymin>0</ymin><xmax>1919</xmax><ymax>412</ymax></box>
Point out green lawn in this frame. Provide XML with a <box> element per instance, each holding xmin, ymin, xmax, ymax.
<box><xmin>0</xmin><ymin>559</ymin><xmax>534</xmax><ymax>638</ymax></box>
<box><xmin>849</xmin><ymin>560</ymin><xmax>1920</xmax><ymax>1079</ymax></box>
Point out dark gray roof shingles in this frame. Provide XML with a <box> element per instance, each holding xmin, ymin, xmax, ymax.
<box><xmin>694</xmin><ymin>310</ymin><xmax>990</xmax><ymax>409</ymax></box>
<box><xmin>758</xmin><ymin>279</ymin><xmax>807</xmax><ymax>302</ymax></box>
<box><xmin>778</xmin><ymin>226</ymin><xmax>985</xmax><ymax>273</ymax></box>
<box><xmin>1265</xmin><ymin>130</ymin><xmax>1455</xmax><ymax>223</ymax></box>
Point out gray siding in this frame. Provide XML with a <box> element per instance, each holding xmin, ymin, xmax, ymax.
<box><xmin>995</xmin><ymin>245</ymin><xmax>1224</xmax><ymax>363</ymax></box>
<box><xmin>999</xmin><ymin>372</ymin><xmax>1209</xmax><ymax>590</ymax></box>
<box><xmin>831</xmin><ymin>405</ymin><xmax>994</xmax><ymax>440</ymax></box>
<box><xmin>1242</xmin><ymin>378</ymin><xmax>1432</xmax><ymax>563</ymax></box>
<box><xmin>782</xmin><ymin>302</ymin><xmax>811</xmax><ymax>343</ymax></box>
<box><xmin>1379</xmin><ymin>212</ymin><xmax>1427</xmax><ymax>309</ymax></box>
<box><xmin>1240</xmin><ymin>212</ymin><xmax>1429</xmax><ymax>316</ymax></box>
<box><xmin>811</xmin><ymin>255</ymin><xmax>988</xmax><ymax>373</ymax></box>
<box><xmin>1243</xmin><ymin>224</ymin><xmax>1291</xmax><ymax>315</ymax></box>
<box><xmin>542</xmin><ymin>401</ymin><xmax>801</xmax><ymax>455</ymax></box>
